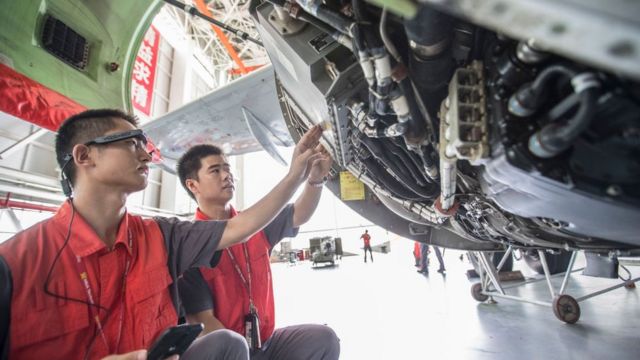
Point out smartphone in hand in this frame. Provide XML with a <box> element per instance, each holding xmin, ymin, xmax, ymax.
<box><xmin>147</xmin><ymin>323</ymin><xmax>204</xmax><ymax>360</ymax></box>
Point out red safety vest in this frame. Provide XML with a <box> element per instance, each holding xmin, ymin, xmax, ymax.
<box><xmin>0</xmin><ymin>201</ymin><xmax>177</xmax><ymax>359</ymax></box>
<box><xmin>196</xmin><ymin>207</ymin><xmax>275</xmax><ymax>344</ymax></box>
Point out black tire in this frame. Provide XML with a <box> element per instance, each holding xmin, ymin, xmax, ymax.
<box><xmin>523</xmin><ymin>250</ymin><xmax>573</xmax><ymax>275</ymax></box>
<box><xmin>469</xmin><ymin>251</ymin><xmax>514</xmax><ymax>273</ymax></box>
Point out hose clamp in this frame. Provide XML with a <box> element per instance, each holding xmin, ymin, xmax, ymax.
<box><xmin>571</xmin><ymin>72</ymin><xmax>600</xmax><ymax>93</ymax></box>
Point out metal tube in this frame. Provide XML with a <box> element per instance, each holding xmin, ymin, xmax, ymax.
<box><xmin>485</xmin><ymin>293</ymin><xmax>552</xmax><ymax>307</ymax></box>
<box><xmin>559</xmin><ymin>251</ymin><xmax>579</xmax><ymax>295</ymax></box>
<box><xmin>440</xmin><ymin>159</ymin><xmax>457</xmax><ymax>210</ymax></box>
<box><xmin>0</xmin><ymin>128</ymin><xmax>47</xmax><ymax>160</ymax></box>
<box><xmin>379</xmin><ymin>8</ymin><xmax>402</xmax><ymax>63</ymax></box>
<box><xmin>538</xmin><ymin>250</ymin><xmax>557</xmax><ymax>297</ymax></box>
<box><xmin>495</xmin><ymin>246</ymin><xmax>514</xmax><ymax>272</ymax></box>
<box><xmin>575</xmin><ymin>277</ymin><xmax>640</xmax><ymax>302</ymax></box>
<box><xmin>0</xmin><ymin>165</ymin><xmax>60</xmax><ymax>188</ymax></box>
<box><xmin>500</xmin><ymin>267</ymin><xmax>584</xmax><ymax>290</ymax></box>
<box><xmin>479</xmin><ymin>252</ymin><xmax>506</xmax><ymax>295</ymax></box>
<box><xmin>0</xmin><ymin>199</ymin><xmax>58</xmax><ymax>212</ymax></box>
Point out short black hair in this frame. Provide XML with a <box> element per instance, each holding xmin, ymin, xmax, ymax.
<box><xmin>55</xmin><ymin>109</ymin><xmax>138</xmax><ymax>184</ymax></box>
<box><xmin>177</xmin><ymin>144</ymin><xmax>224</xmax><ymax>200</ymax></box>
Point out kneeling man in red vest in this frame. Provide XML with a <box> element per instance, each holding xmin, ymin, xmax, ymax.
<box><xmin>177</xmin><ymin>142</ymin><xmax>340</xmax><ymax>360</ymax></box>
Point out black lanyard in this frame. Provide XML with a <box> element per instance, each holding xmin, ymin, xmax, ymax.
<box><xmin>73</xmin><ymin>229</ymin><xmax>132</xmax><ymax>354</ymax></box>
<box><xmin>226</xmin><ymin>244</ymin><xmax>256</xmax><ymax>313</ymax></box>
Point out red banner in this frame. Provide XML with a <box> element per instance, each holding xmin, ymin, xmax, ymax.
<box><xmin>131</xmin><ymin>25</ymin><xmax>160</xmax><ymax>116</ymax></box>
<box><xmin>0</xmin><ymin>63</ymin><xmax>86</xmax><ymax>131</ymax></box>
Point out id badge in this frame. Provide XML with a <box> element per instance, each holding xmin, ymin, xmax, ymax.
<box><xmin>244</xmin><ymin>311</ymin><xmax>262</xmax><ymax>350</ymax></box>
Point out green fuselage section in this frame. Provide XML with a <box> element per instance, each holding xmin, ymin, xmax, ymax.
<box><xmin>0</xmin><ymin>0</ymin><xmax>162</xmax><ymax>111</ymax></box>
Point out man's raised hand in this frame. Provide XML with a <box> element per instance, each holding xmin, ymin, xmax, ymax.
<box><xmin>288</xmin><ymin>125</ymin><xmax>324</xmax><ymax>185</ymax></box>
<box><xmin>308</xmin><ymin>144</ymin><xmax>333</xmax><ymax>183</ymax></box>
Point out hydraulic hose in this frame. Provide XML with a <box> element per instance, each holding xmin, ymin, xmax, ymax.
<box><xmin>404</xmin><ymin>6</ymin><xmax>452</xmax><ymax>60</ymax></box>
<box><xmin>403</xmin><ymin>6</ymin><xmax>455</xmax><ymax>109</ymax></box>
<box><xmin>383</xmin><ymin>139</ymin><xmax>429</xmax><ymax>186</ymax></box>
<box><xmin>360</xmin><ymin>136</ymin><xmax>439</xmax><ymax>199</ymax></box>
<box><xmin>389</xmin><ymin>138</ymin><xmax>435</xmax><ymax>185</ymax></box>
<box><xmin>360</xmin><ymin>157</ymin><xmax>423</xmax><ymax>200</ymax></box>
<box><xmin>529</xmin><ymin>87</ymin><xmax>600</xmax><ymax>158</ymax></box>
<box><xmin>397</xmin><ymin>77</ymin><xmax>427</xmax><ymax>145</ymax></box>
<box><xmin>420</xmin><ymin>144</ymin><xmax>439</xmax><ymax>180</ymax></box>
<box><xmin>295</xmin><ymin>0</ymin><xmax>352</xmax><ymax>35</ymax></box>
<box><xmin>509</xmin><ymin>65</ymin><xmax>578</xmax><ymax>117</ymax></box>
<box><xmin>352</xmin><ymin>0</ymin><xmax>383</xmax><ymax>49</ymax></box>
<box><xmin>361</xmin><ymin>136</ymin><xmax>414</xmax><ymax>184</ymax></box>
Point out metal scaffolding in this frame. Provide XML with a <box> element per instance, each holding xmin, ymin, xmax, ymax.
<box><xmin>160</xmin><ymin>0</ymin><xmax>269</xmax><ymax>87</ymax></box>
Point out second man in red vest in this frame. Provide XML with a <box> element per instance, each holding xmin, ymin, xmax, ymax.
<box><xmin>177</xmin><ymin>142</ymin><xmax>340</xmax><ymax>359</ymax></box>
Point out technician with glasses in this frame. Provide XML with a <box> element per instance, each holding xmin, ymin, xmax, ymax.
<box><xmin>0</xmin><ymin>109</ymin><xmax>326</xmax><ymax>360</ymax></box>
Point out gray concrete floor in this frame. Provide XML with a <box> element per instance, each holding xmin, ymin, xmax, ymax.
<box><xmin>271</xmin><ymin>240</ymin><xmax>640</xmax><ymax>360</ymax></box>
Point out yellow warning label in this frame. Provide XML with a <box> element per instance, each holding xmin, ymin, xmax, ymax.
<box><xmin>339</xmin><ymin>171</ymin><xmax>365</xmax><ymax>201</ymax></box>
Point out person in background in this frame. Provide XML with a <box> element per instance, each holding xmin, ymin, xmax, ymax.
<box><xmin>434</xmin><ymin>247</ymin><xmax>446</xmax><ymax>273</ymax></box>
<box><xmin>413</xmin><ymin>242</ymin><xmax>421</xmax><ymax>268</ymax></box>
<box><xmin>361</xmin><ymin>229</ymin><xmax>373</xmax><ymax>263</ymax></box>
<box><xmin>176</xmin><ymin>141</ymin><xmax>340</xmax><ymax>360</ymax></box>
<box><xmin>418</xmin><ymin>243</ymin><xmax>446</xmax><ymax>274</ymax></box>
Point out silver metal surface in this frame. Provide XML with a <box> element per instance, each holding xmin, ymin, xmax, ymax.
<box><xmin>484</xmin><ymin>292</ymin><xmax>552</xmax><ymax>307</ymax></box>
<box><xmin>496</xmin><ymin>246</ymin><xmax>514</xmax><ymax>272</ymax></box>
<box><xmin>560</xmin><ymin>251</ymin><xmax>579</xmax><ymax>294</ymax></box>
<box><xmin>538</xmin><ymin>249</ymin><xmax>557</xmax><ymax>297</ymax></box>
<box><xmin>142</xmin><ymin>66</ymin><xmax>293</xmax><ymax>173</ymax></box>
<box><xmin>575</xmin><ymin>277</ymin><xmax>640</xmax><ymax>302</ymax></box>
<box><xmin>420</xmin><ymin>0</ymin><xmax>640</xmax><ymax>80</ymax></box>
<box><xmin>268</xmin><ymin>7</ymin><xmax>306</xmax><ymax>36</ymax></box>
<box><xmin>479</xmin><ymin>251</ymin><xmax>506</xmax><ymax>295</ymax></box>
<box><xmin>515</xmin><ymin>39</ymin><xmax>548</xmax><ymax>64</ymax></box>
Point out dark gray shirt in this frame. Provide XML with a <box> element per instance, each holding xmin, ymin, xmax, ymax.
<box><xmin>154</xmin><ymin>217</ymin><xmax>228</xmax><ymax>312</ymax></box>
<box><xmin>179</xmin><ymin>204</ymin><xmax>298</xmax><ymax>315</ymax></box>
<box><xmin>0</xmin><ymin>215</ymin><xmax>227</xmax><ymax>359</ymax></box>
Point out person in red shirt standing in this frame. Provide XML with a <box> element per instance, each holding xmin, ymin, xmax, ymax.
<box><xmin>361</xmin><ymin>230</ymin><xmax>373</xmax><ymax>263</ymax></box>
<box><xmin>413</xmin><ymin>241</ymin><xmax>421</xmax><ymax>267</ymax></box>
<box><xmin>0</xmin><ymin>109</ymin><xmax>325</xmax><ymax>360</ymax></box>
<box><xmin>176</xmin><ymin>143</ymin><xmax>340</xmax><ymax>360</ymax></box>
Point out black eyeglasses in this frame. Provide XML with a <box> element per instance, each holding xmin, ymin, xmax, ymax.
<box><xmin>84</xmin><ymin>129</ymin><xmax>162</xmax><ymax>164</ymax></box>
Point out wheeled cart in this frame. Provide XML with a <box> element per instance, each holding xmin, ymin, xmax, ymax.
<box><xmin>470</xmin><ymin>247</ymin><xmax>639</xmax><ymax>323</ymax></box>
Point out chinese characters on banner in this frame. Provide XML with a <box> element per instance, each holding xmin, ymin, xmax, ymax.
<box><xmin>131</xmin><ymin>26</ymin><xmax>160</xmax><ymax>116</ymax></box>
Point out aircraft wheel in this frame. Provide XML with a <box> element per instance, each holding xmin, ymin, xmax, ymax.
<box><xmin>471</xmin><ymin>283</ymin><xmax>488</xmax><ymax>302</ymax></box>
<box><xmin>552</xmin><ymin>295</ymin><xmax>580</xmax><ymax>324</ymax></box>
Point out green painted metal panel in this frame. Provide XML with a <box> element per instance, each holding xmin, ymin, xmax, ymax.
<box><xmin>0</xmin><ymin>0</ymin><xmax>162</xmax><ymax>112</ymax></box>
